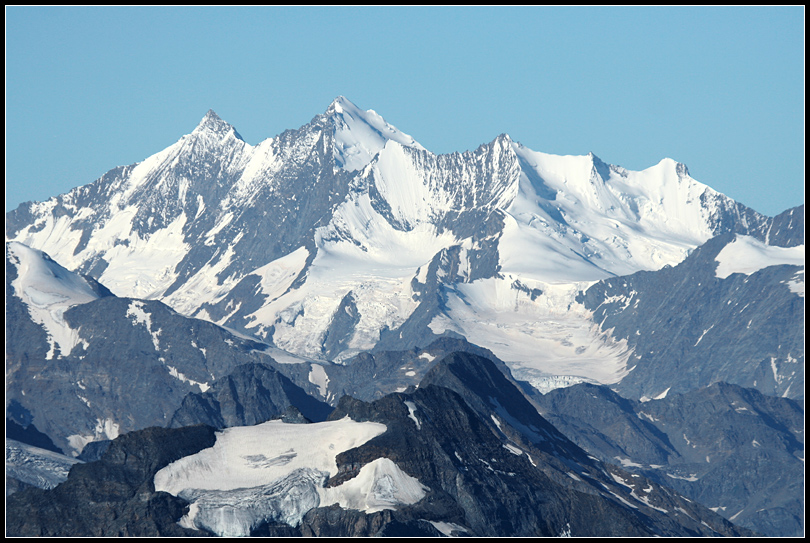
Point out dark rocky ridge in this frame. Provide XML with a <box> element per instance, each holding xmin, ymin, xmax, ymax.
<box><xmin>6</xmin><ymin>426</ymin><xmax>217</xmax><ymax>537</ymax></box>
<box><xmin>5</xmin><ymin>287</ymin><xmax>278</xmax><ymax>455</ymax></box>
<box><xmin>314</xmin><ymin>352</ymin><xmax>753</xmax><ymax>537</ymax></box>
<box><xmin>578</xmin><ymin>223</ymin><xmax>804</xmax><ymax>401</ymax></box>
<box><xmin>531</xmin><ymin>381</ymin><xmax>804</xmax><ymax>536</ymax></box>
<box><xmin>4</xmin><ymin>353</ymin><xmax>755</xmax><ymax>537</ymax></box>
<box><xmin>169</xmin><ymin>362</ymin><xmax>333</xmax><ymax>428</ymax></box>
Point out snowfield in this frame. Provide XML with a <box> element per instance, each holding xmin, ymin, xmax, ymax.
<box><xmin>154</xmin><ymin>417</ymin><xmax>428</xmax><ymax>536</ymax></box>
<box><xmin>714</xmin><ymin>235</ymin><xmax>804</xmax><ymax>279</ymax></box>
<box><xmin>7</xmin><ymin>241</ymin><xmax>100</xmax><ymax>359</ymax></box>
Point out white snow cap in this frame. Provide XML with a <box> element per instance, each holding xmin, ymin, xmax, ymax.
<box><xmin>7</xmin><ymin>241</ymin><xmax>101</xmax><ymax>359</ymax></box>
<box><xmin>192</xmin><ymin>109</ymin><xmax>243</xmax><ymax>140</ymax></box>
<box><xmin>328</xmin><ymin>96</ymin><xmax>426</xmax><ymax>171</ymax></box>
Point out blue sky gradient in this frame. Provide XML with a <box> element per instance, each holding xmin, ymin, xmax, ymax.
<box><xmin>6</xmin><ymin>6</ymin><xmax>804</xmax><ymax>216</ymax></box>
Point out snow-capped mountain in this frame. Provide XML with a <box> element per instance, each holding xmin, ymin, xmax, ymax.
<box><xmin>578</xmin><ymin>206</ymin><xmax>804</xmax><ymax>401</ymax></box>
<box><xmin>5</xmin><ymin>97</ymin><xmax>803</xmax><ymax>538</ymax></box>
<box><xmin>5</xmin><ymin>241</ymin><xmax>325</xmax><ymax>456</ymax></box>
<box><xmin>532</xmin><ymin>381</ymin><xmax>804</xmax><ymax>536</ymax></box>
<box><xmin>4</xmin><ymin>97</ymin><xmax>797</xmax><ymax>391</ymax></box>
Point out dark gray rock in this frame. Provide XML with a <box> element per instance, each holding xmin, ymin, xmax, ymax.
<box><xmin>532</xmin><ymin>381</ymin><xmax>804</xmax><ymax>536</ymax></box>
<box><xmin>76</xmin><ymin>439</ymin><xmax>112</xmax><ymax>462</ymax></box>
<box><xmin>6</xmin><ymin>418</ymin><xmax>63</xmax><ymax>455</ymax></box>
<box><xmin>5</xmin><ymin>352</ymin><xmax>755</xmax><ymax>538</ymax></box>
<box><xmin>319</xmin><ymin>353</ymin><xmax>753</xmax><ymax>537</ymax></box>
<box><xmin>169</xmin><ymin>362</ymin><xmax>332</xmax><ymax>428</ymax></box>
<box><xmin>5</xmin><ymin>425</ymin><xmax>217</xmax><ymax>537</ymax></box>
<box><xmin>749</xmin><ymin>205</ymin><xmax>804</xmax><ymax>248</ymax></box>
<box><xmin>5</xmin><ymin>250</ymin><xmax>284</xmax><ymax>455</ymax></box>
<box><xmin>288</xmin><ymin>336</ymin><xmax>506</xmax><ymax>406</ymax></box>
<box><xmin>321</xmin><ymin>292</ymin><xmax>362</xmax><ymax>360</ymax></box>
<box><xmin>578</xmin><ymin>229</ymin><xmax>804</xmax><ymax>400</ymax></box>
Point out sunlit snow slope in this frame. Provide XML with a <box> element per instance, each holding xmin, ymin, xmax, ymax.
<box><xmin>6</xmin><ymin>97</ymin><xmax>778</xmax><ymax>387</ymax></box>
<box><xmin>6</xmin><ymin>241</ymin><xmax>103</xmax><ymax>359</ymax></box>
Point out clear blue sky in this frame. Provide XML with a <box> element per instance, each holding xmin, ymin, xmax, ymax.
<box><xmin>6</xmin><ymin>6</ymin><xmax>805</xmax><ymax>216</ymax></box>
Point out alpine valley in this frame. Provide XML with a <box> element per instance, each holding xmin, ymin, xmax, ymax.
<box><xmin>5</xmin><ymin>97</ymin><xmax>804</xmax><ymax>537</ymax></box>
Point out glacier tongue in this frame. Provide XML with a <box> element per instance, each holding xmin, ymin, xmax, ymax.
<box><xmin>175</xmin><ymin>458</ymin><xmax>430</xmax><ymax>536</ymax></box>
<box><xmin>6</xmin><ymin>439</ymin><xmax>82</xmax><ymax>491</ymax></box>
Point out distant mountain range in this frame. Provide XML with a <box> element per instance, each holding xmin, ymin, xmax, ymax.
<box><xmin>5</xmin><ymin>97</ymin><xmax>804</xmax><ymax>537</ymax></box>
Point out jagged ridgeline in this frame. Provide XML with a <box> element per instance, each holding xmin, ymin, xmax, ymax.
<box><xmin>5</xmin><ymin>97</ymin><xmax>803</xmax><ymax>537</ymax></box>
<box><xmin>6</xmin><ymin>97</ymin><xmax>794</xmax><ymax>381</ymax></box>
<box><xmin>7</xmin><ymin>353</ymin><xmax>754</xmax><ymax>537</ymax></box>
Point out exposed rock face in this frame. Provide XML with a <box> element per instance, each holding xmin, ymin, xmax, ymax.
<box><xmin>532</xmin><ymin>381</ymin><xmax>804</xmax><ymax>536</ymax></box>
<box><xmin>311</xmin><ymin>353</ymin><xmax>752</xmax><ymax>537</ymax></box>
<box><xmin>169</xmin><ymin>362</ymin><xmax>333</xmax><ymax>428</ymax></box>
<box><xmin>577</xmin><ymin>218</ymin><xmax>804</xmax><ymax>401</ymax></box>
<box><xmin>6</xmin><ymin>425</ymin><xmax>217</xmax><ymax>537</ymax></box>
<box><xmin>5</xmin><ymin>241</ymin><xmax>311</xmax><ymax>456</ymax></box>
<box><xmin>280</xmin><ymin>336</ymin><xmax>505</xmax><ymax>405</ymax></box>
<box><xmin>6</xmin><ymin>418</ymin><xmax>63</xmax><ymax>455</ymax></box>
<box><xmin>5</xmin><ymin>293</ymin><xmax>274</xmax><ymax>456</ymax></box>
<box><xmin>4</xmin><ymin>353</ymin><xmax>754</xmax><ymax>538</ymax></box>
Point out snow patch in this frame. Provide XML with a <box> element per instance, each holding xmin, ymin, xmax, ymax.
<box><xmin>65</xmin><ymin>417</ymin><xmax>120</xmax><ymax>456</ymax></box>
<box><xmin>715</xmin><ymin>235</ymin><xmax>804</xmax><ymax>279</ymax></box>
<box><xmin>126</xmin><ymin>300</ymin><xmax>163</xmax><ymax>350</ymax></box>
<box><xmin>614</xmin><ymin>456</ymin><xmax>643</xmax><ymax>468</ymax></box>
<box><xmin>429</xmin><ymin>521</ymin><xmax>468</xmax><ymax>537</ymax></box>
<box><xmin>666</xmin><ymin>472</ymin><xmax>700</xmax><ymax>482</ymax></box>
<box><xmin>785</xmin><ymin>269</ymin><xmax>804</xmax><ymax>297</ymax></box>
<box><xmin>320</xmin><ymin>457</ymin><xmax>428</xmax><ymax>513</ymax></box>
<box><xmin>168</xmin><ymin>366</ymin><xmax>210</xmax><ymax>392</ymax></box>
<box><xmin>308</xmin><ymin>364</ymin><xmax>330</xmax><ymax>397</ymax></box>
<box><xmin>404</xmin><ymin>401</ymin><xmax>421</xmax><ymax>430</ymax></box>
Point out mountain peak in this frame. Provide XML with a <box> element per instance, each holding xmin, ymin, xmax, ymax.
<box><xmin>325</xmin><ymin>96</ymin><xmax>425</xmax><ymax>171</ymax></box>
<box><xmin>326</xmin><ymin>95</ymin><xmax>354</xmax><ymax>115</ymax></box>
<box><xmin>192</xmin><ymin>109</ymin><xmax>243</xmax><ymax>141</ymax></box>
<box><xmin>653</xmin><ymin>157</ymin><xmax>690</xmax><ymax>179</ymax></box>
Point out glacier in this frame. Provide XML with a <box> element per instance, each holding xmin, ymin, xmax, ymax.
<box><xmin>154</xmin><ymin>417</ymin><xmax>430</xmax><ymax>537</ymax></box>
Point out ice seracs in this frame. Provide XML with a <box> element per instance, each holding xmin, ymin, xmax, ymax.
<box><xmin>154</xmin><ymin>417</ymin><xmax>428</xmax><ymax>536</ymax></box>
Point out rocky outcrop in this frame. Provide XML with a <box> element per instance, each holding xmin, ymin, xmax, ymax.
<box><xmin>315</xmin><ymin>353</ymin><xmax>753</xmax><ymax>537</ymax></box>
<box><xmin>169</xmin><ymin>362</ymin><xmax>333</xmax><ymax>428</ymax></box>
<box><xmin>578</xmin><ymin>229</ymin><xmax>804</xmax><ymax>401</ymax></box>
<box><xmin>532</xmin><ymin>381</ymin><xmax>804</xmax><ymax>536</ymax></box>
<box><xmin>4</xmin><ymin>353</ymin><xmax>756</xmax><ymax>537</ymax></box>
<box><xmin>6</xmin><ymin>426</ymin><xmax>216</xmax><ymax>537</ymax></box>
